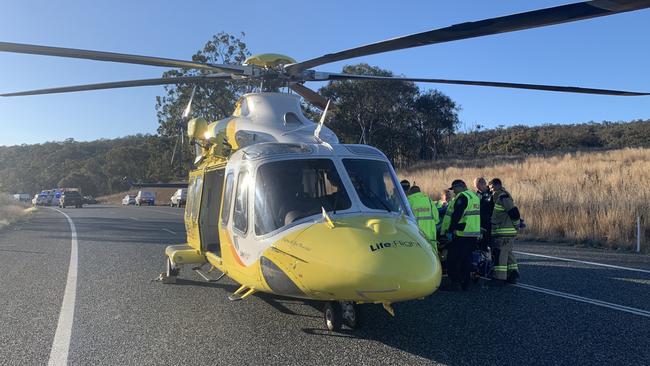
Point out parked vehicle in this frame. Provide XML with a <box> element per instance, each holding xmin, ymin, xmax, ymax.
<box><xmin>170</xmin><ymin>188</ymin><xmax>187</xmax><ymax>207</ymax></box>
<box><xmin>59</xmin><ymin>191</ymin><xmax>83</xmax><ymax>208</ymax></box>
<box><xmin>83</xmin><ymin>195</ymin><xmax>98</xmax><ymax>204</ymax></box>
<box><xmin>122</xmin><ymin>195</ymin><xmax>136</xmax><ymax>205</ymax></box>
<box><xmin>135</xmin><ymin>191</ymin><xmax>155</xmax><ymax>206</ymax></box>
<box><xmin>32</xmin><ymin>193</ymin><xmax>48</xmax><ymax>206</ymax></box>
<box><xmin>13</xmin><ymin>193</ymin><xmax>31</xmax><ymax>202</ymax></box>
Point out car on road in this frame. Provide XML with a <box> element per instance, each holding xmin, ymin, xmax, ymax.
<box><xmin>32</xmin><ymin>193</ymin><xmax>48</xmax><ymax>206</ymax></box>
<box><xmin>170</xmin><ymin>188</ymin><xmax>187</xmax><ymax>207</ymax></box>
<box><xmin>135</xmin><ymin>191</ymin><xmax>155</xmax><ymax>206</ymax></box>
<box><xmin>122</xmin><ymin>194</ymin><xmax>136</xmax><ymax>205</ymax></box>
<box><xmin>59</xmin><ymin>191</ymin><xmax>83</xmax><ymax>208</ymax></box>
<box><xmin>13</xmin><ymin>193</ymin><xmax>31</xmax><ymax>202</ymax></box>
<box><xmin>83</xmin><ymin>195</ymin><xmax>98</xmax><ymax>204</ymax></box>
<box><xmin>47</xmin><ymin>191</ymin><xmax>60</xmax><ymax>206</ymax></box>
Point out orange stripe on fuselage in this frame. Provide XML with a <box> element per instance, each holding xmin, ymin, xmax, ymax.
<box><xmin>222</xmin><ymin>229</ymin><xmax>246</xmax><ymax>267</ymax></box>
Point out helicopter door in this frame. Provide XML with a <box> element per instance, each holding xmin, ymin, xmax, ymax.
<box><xmin>200</xmin><ymin>168</ymin><xmax>225</xmax><ymax>255</ymax></box>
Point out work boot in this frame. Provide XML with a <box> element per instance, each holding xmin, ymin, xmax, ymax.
<box><xmin>507</xmin><ymin>271</ymin><xmax>520</xmax><ymax>284</ymax></box>
<box><xmin>461</xmin><ymin>281</ymin><xmax>470</xmax><ymax>291</ymax></box>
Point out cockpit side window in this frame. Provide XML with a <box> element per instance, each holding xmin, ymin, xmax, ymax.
<box><xmin>233</xmin><ymin>170</ymin><xmax>249</xmax><ymax>234</ymax></box>
<box><xmin>254</xmin><ymin>159</ymin><xmax>351</xmax><ymax>236</ymax></box>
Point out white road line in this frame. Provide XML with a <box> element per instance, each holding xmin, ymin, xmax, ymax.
<box><xmin>515</xmin><ymin>282</ymin><xmax>650</xmax><ymax>318</ymax></box>
<box><xmin>514</xmin><ymin>251</ymin><xmax>650</xmax><ymax>274</ymax></box>
<box><xmin>48</xmin><ymin>208</ymin><xmax>78</xmax><ymax>366</ymax></box>
<box><xmin>162</xmin><ymin>228</ymin><xmax>177</xmax><ymax>235</ymax></box>
<box><xmin>144</xmin><ymin>208</ymin><xmax>184</xmax><ymax>217</ymax></box>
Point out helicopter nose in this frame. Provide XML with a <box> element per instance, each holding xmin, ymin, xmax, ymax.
<box><xmin>268</xmin><ymin>216</ymin><xmax>441</xmax><ymax>302</ymax></box>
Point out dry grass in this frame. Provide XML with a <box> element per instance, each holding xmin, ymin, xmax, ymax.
<box><xmin>400</xmin><ymin>148</ymin><xmax>650</xmax><ymax>251</ymax></box>
<box><xmin>0</xmin><ymin>194</ymin><xmax>36</xmax><ymax>229</ymax></box>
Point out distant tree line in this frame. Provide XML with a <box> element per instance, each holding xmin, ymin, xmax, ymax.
<box><xmin>0</xmin><ymin>135</ymin><xmax>190</xmax><ymax>197</ymax></box>
<box><xmin>2</xmin><ymin>120</ymin><xmax>649</xmax><ymax>197</ymax></box>
<box><xmin>448</xmin><ymin>119</ymin><xmax>650</xmax><ymax>156</ymax></box>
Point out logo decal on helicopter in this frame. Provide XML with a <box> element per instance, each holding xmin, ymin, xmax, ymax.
<box><xmin>279</xmin><ymin>238</ymin><xmax>312</xmax><ymax>252</ymax></box>
<box><xmin>369</xmin><ymin>240</ymin><xmax>420</xmax><ymax>252</ymax></box>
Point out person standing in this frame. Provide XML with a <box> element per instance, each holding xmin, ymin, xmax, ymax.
<box><xmin>440</xmin><ymin>180</ymin><xmax>481</xmax><ymax>290</ymax></box>
<box><xmin>407</xmin><ymin>186</ymin><xmax>439</xmax><ymax>253</ymax></box>
<box><xmin>435</xmin><ymin>189</ymin><xmax>453</xmax><ymax>218</ymax></box>
<box><xmin>474</xmin><ymin>177</ymin><xmax>494</xmax><ymax>250</ymax></box>
<box><xmin>400</xmin><ymin>180</ymin><xmax>411</xmax><ymax>195</ymax></box>
<box><xmin>489</xmin><ymin>178</ymin><xmax>521</xmax><ymax>284</ymax></box>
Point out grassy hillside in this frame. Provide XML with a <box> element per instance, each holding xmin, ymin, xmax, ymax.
<box><xmin>401</xmin><ymin>148</ymin><xmax>649</xmax><ymax>251</ymax></box>
<box><xmin>449</xmin><ymin>119</ymin><xmax>650</xmax><ymax>156</ymax></box>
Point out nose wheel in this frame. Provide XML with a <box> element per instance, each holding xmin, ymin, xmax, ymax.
<box><xmin>323</xmin><ymin>301</ymin><xmax>360</xmax><ymax>331</ymax></box>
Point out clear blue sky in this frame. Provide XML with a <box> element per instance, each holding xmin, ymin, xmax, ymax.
<box><xmin>1</xmin><ymin>0</ymin><xmax>649</xmax><ymax>146</ymax></box>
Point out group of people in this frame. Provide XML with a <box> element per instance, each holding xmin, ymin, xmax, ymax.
<box><xmin>401</xmin><ymin>177</ymin><xmax>522</xmax><ymax>291</ymax></box>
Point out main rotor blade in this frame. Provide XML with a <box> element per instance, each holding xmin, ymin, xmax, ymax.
<box><xmin>289</xmin><ymin>83</ymin><xmax>330</xmax><ymax>109</ymax></box>
<box><xmin>0</xmin><ymin>74</ymin><xmax>232</xmax><ymax>97</ymax></box>
<box><xmin>0</xmin><ymin>41</ymin><xmax>251</xmax><ymax>74</ymax></box>
<box><xmin>286</xmin><ymin>0</ymin><xmax>650</xmax><ymax>73</ymax></box>
<box><xmin>311</xmin><ymin>72</ymin><xmax>650</xmax><ymax>96</ymax></box>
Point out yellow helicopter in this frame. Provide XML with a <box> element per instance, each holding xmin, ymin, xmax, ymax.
<box><xmin>1</xmin><ymin>0</ymin><xmax>649</xmax><ymax>331</ymax></box>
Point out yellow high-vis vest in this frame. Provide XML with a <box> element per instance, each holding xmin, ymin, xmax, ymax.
<box><xmin>407</xmin><ymin>192</ymin><xmax>439</xmax><ymax>250</ymax></box>
<box><xmin>441</xmin><ymin>190</ymin><xmax>481</xmax><ymax>237</ymax></box>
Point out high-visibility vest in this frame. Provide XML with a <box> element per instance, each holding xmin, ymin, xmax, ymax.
<box><xmin>441</xmin><ymin>190</ymin><xmax>481</xmax><ymax>237</ymax></box>
<box><xmin>407</xmin><ymin>192</ymin><xmax>438</xmax><ymax>248</ymax></box>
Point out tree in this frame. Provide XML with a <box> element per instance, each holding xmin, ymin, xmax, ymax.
<box><xmin>155</xmin><ymin>32</ymin><xmax>251</xmax><ymax>136</ymax></box>
<box><xmin>155</xmin><ymin>32</ymin><xmax>251</xmax><ymax>177</ymax></box>
<box><xmin>412</xmin><ymin>90</ymin><xmax>461</xmax><ymax>159</ymax></box>
<box><xmin>318</xmin><ymin>64</ymin><xmax>420</xmax><ymax>165</ymax></box>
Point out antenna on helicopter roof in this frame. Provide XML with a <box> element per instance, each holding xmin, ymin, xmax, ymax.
<box><xmin>182</xmin><ymin>85</ymin><xmax>197</xmax><ymax>119</ymax></box>
<box><xmin>314</xmin><ymin>99</ymin><xmax>330</xmax><ymax>142</ymax></box>
<box><xmin>171</xmin><ymin>85</ymin><xmax>197</xmax><ymax>170</ymax></box>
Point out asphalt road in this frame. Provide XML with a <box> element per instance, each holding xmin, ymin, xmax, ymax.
<box><xmin>1</xmin><ymin>205</ymin><xmax>649</xmax><ymax>365</ymax></box>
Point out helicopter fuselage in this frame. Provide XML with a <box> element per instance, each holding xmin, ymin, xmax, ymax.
<box><xmin>166</xmin><ymin>92</ymin><xmax>441</xmax><ymax>307</ymax></box>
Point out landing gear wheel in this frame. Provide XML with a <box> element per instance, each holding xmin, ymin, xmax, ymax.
<box><xmin>341</xmin><ymin>301</ymin><xmax>360</xmax><ymax>329</ymax></box>
<box><xmin>324</xmin><ymin>301</ymin><xmax>342</xmax><ymax>331</ymax></box>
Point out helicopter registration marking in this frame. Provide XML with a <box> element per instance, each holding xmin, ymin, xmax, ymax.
<box><xmin>369</xmin><ymin>240</ymin><xmax>420</xmax><ymax>252</ymax></box>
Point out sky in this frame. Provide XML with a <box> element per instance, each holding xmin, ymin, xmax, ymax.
<box><xmin>0</xmin><ymin>0</ymin><xmax>649</xmax><ymax>146</ymax></box>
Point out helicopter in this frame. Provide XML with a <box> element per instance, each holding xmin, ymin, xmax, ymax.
<box><xmin>1</xmin><ymin>0</ymin><xmax>649</xmax><ymax>331</ymax></box>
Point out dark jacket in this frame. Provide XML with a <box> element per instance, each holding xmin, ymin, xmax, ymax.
<box><xmin>477</xmin><ymin>189</ymin><xmax>494</xmax><ymax>233</ymax></box>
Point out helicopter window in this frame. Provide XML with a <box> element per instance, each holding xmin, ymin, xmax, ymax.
<box><xmin>185</xmin><ymin>176</ymin><xmax>196</xmax><ymax>220</ymax></box>
<box><xmin>192</xmin><ymin>176</ymin><xmax>203</xmax><ymax>220</ymax></box>
<box><xmin>343</xmin><ymin>159</ymin><xmax>407</xmax><ymax>214</ymax></box>
<box><xmin>221</xmin><ymin>173</ymin><xmax>234</xmax><ymax>226</ymax></box>
<box><xmin>254</xmin><ymin>159</ymin><xmax>351</xmax><ymax>236</ymax></box>
<box><xmin>233</xmin><ymin>170</ymin><xmax>249</xmax><ymax>234</ymax></box>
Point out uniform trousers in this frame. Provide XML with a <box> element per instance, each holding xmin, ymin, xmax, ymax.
<box><xmin>447</xmin><ymin>236</ymin><xmax>476</xmax><ymax>284</ymax></box>
<box><xmin>492</xmin><ymin>237</ymin><xmax>518</xmax><ymax>280</ymax></box>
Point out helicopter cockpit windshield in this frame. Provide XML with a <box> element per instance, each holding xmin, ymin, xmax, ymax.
<box><xmin>253</xmin><ymin>156</ymin><xmax>409</xmax><ymax>236</ymax></box>
<box><xmin>254</xmin><ymin>159</ymin><xmax>351</xmax><ymax>236</ymax></box>
<box><xmin>342</xmin><ymin>159</ymin><xmax>407</xmax><ymax>214</ymax></box>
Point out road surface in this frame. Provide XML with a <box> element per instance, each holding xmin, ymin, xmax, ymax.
<box><xmin>1</xmin><ymin>205</ymin><xmax>648</xmax><ymax>365</ymax></box>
